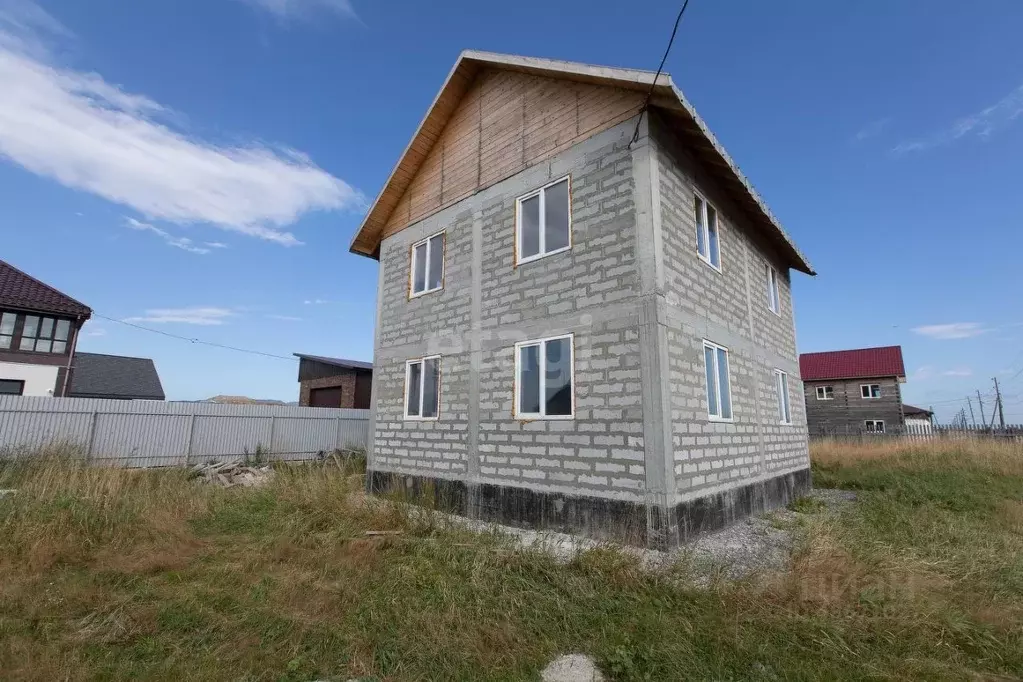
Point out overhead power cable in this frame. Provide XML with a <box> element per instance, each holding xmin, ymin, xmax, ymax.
<box><xmin>94</xmin><ymin>313</ymin><xmax>295</xmax><ymax>362</ymax></box>
<box><xmin>629</xmin><ymin>0</ymin><xmax>692</xmax><ymax>147</ymax></box>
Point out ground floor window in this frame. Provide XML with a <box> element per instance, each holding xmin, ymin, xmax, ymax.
<box><xmin>865</xmin><ymin>419</ymin><xmax>885</xmax><ymax>433</ymax></box>
<box><xmin>703</xmin><ymin>340</ymin><xmax>732</xmax><ymax>421</ymax></box>
<box><xmin>514</xmin><ymin>334</ymin><xmax>573</xmax><ymax>419</ymax></box>
<box><xmin>775</xmin><ymin>369</ymin><xmax>791</xmax><ymax>424</ymax></box>
<box><xmin>0</xmin><ymin>379</ymin><xmax>25</xmax><ymax>395</ymax></box>
<box><xmin>404</xmin><ymin>356</ymin><xmax>440</xmax><ymax>419</ymax></box>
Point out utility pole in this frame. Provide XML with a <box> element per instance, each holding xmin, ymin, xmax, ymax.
<box><xmin>976</xmin><ymin>390</ymin><xmax>987</xmax><ymax>429</ymax></box>
<box><xmin>966</xmin><ymin>396</ymin><xmax>977</xmax><ymax>427</ymax></box>
<box><xmin>993</xmin><ymin>377</ymin><xmax>1006</xmax><ymax>430</ymax></box>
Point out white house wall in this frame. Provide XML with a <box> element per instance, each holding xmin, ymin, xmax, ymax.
<box><xmin>0</xmin><ymin>361</ymin><xmax>59</xmax><ymax>396</ymax></box>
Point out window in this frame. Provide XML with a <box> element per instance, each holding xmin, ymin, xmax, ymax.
<box><xmin>0</xmin><ymin>312</ymin><xmax>15</xmax><ymax>350</ymax></box>
<box><xmin>861</xmin><ymin>384</ymin><xmax>881</xmax><ymax>399</ymax></box>
<box><xmin>816</xmin><ymin>385</ymin><xmax>834</xmax><ymax>401</ymax></box>
<box><xmin>767</xmin><ymin>265</ymin><xmax>780</xmax><ymax>314</ymax></box>
<box><xmin>864</xmin><ymin>420</ymin><xmax>885</xmax><ymax>433</ymax></box>
<box><xmin>775</xmin><ymin>370</ymin><xmax>791</xmax><ymax>424</ymax></box>
<box><xmin>404</xmin><ymin>356</ymin><xmax>440</xmax><ymax>419</ymax></box>
<box><xmin>703</xmin><ymin>340</ymin><xmax>732</xmax><ymax>420</ymax></box>
<box><xmin>516</xmin><ymin>177</ymin><xmax>571</xmax><ymax>264</ymax></box>
<box><xmin>0</xmin><ymin>379</ymin><xmax>24</xmax><ymax>395</ymax></box>
<box><xmin>694</xmin><ymin>194</ymin><xmax>720</xmax><ymax>269</ymax></box>
<box><xmin>514</xmin><ymin>334</ymin><xmax>573</xmax><ymax>419</ymax></box>
<box><xmin>410</xmin><ymin>231</ymin><xmax>445</xmax><ymax>297</ymax></box>
<box><xmin>18</xmin><ymin>316</ymin><xmax>70</xmax><ymax>354</ymax></box>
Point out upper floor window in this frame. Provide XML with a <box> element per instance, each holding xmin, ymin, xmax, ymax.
<box><xmin>516</xmin><ymin>177</ymin><xmax>571</xmax><ymax>265</ymax></box>
<box><xmin>405</xmin><ymin>355</ymin><xmax>440</xmax><ymax>419</ymax></box>
<box><xmin>514</xmin><ymin>334</ymin><xmax>574</xmax><ymax>419</ymax></box>
<box><xmin>703</xmin><ymin>340</ymin><xmax>732</xmax><ymax>421</ymax></box>
<box><xmin>861</xmin><ymin>384</ymin><xmax>881</xmax><ymax>399</ymax></box>
<box><xmin>775</xmin><ymin>369</ymin><xmax>791</xmax><ymax>424</ymax></box>
<box><xmin>20</xmin><ymin>316</ymin><xmax>70</xmax><ymax>354</ymax></box>
<box><xmin>816</xmin><ymin>385</ymin><xmax>834</xmax><ymax>400</ymax></box>
<box><xmin>0</xmin><ymin>311</ymin><xmax>71</xmax><ymax>354</ymax></box>
<box><xmin>410</xmin><ymin>231</ymin><xmax>445</xmax><ymax>297</ymax></box>
<box><xmin>694</xmin><ymin>194</ymin><xmax>720</xmax><ymax>270</ymax></box>
<box><xmin>767</xmin><ymin>265</ymin><xmax>780</xmax><ymax>314</ymax></box>
<box><xmin>0</xmin><ymin>312</ymin><xmax>15</xmax><ymax>350</ymax></box>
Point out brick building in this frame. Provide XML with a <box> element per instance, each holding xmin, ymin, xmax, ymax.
<box><xmin>294</xmin><ymin>354</ymin><xmax>372</xmax><ymax>409</ymax></box>
<box><xmin>349</xmin><ymin>52</ymin><xmax>816</xmax><ymax>548</ymax></box>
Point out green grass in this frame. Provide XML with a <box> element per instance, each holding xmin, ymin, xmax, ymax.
<box><xmin>0</xmin><ymin>441</ymin><xmax>1020</xmax><ymax>681</ymax></box>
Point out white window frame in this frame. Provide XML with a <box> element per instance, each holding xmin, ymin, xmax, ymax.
<box><xmin>864</xmin><ymin>419</ymin><xmax>885</xmax><ymax>434</ymax></box>
<box><xmin>703</xmin><ymin>340</ymin><xmax>733</xmax><ymax>422</ymax></box>
<box><xmin>513</xmin><ymin>333</ymin><xmax>575</xmax><ymax>420</ymax></box>
<box><xmin>403</xmin><ymin>355</ymin><xmax>441</xmax><ymax>421</ymax></box>
<box><xmin>515</xmin><ymin>176</ymin><xmax>572</xmax><ymax>266</ymax></box>
<box><xmin>409</xmin><ymin>231</ymin><xmax>445</xmax><ymax>298</ymax></box>
<box><xmin>815</xmin><ymin>385</ymin><xmax>834</xmax><ymax>401</ymax></box>
<box><xmin>861</xmin><ymin>384</ymin><xmax>881</xmax><ymax>399</ymax></box>
<box><xmin>775</xmin><ymin>369</ymin><xmax>792</xmax><ymax>425</ymax></box>
<box><xmin>767</xmin><ymin>264</ymin><xmax>781</xmax><ymax>315</ymax></box>
<box><xmin>694</xmin><ymin>192</ymin><xmax>721</xmax><ymax>271</ymax></box>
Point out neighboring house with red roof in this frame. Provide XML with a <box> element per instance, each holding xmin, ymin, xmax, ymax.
<box><xmin>799</xmin><ymin>345</ymin><xmax>907</xmax><ymax>434</ymax></box>
<box><xmin>0</xmin><ymin>259</ymin><xmax>92</xmax><ymax>397</ymax></box>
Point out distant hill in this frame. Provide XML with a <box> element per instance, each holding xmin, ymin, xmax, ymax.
<box><xmin>206</xmin><ymin>395</ymin><xmax>288</xmax><ymax>405</ymax></box>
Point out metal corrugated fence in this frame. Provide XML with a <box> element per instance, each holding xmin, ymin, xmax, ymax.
<box><xmin>0</xmin><ymin>396</ymin><xmax>370</xmax><ymax>467</ymax></box>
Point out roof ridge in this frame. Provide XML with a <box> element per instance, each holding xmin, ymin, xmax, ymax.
<box><xmin>75</xmin><ymin>351</ymin><xmax>153</xmax><ymax>361</ymax></box>
<box><xmin>0</xmin><ymin>259</ymin><xmax>92</xmax><ymax>317</ymax></box>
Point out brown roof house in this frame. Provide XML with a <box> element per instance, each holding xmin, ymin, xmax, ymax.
<box><xmin>0</xmin><ymin>259</ymin><xmax>92</xmax><ymax>396</ymax></box>
<box><xmin>351</xmin><ymin>51</ymin><xmax>816</xmax><ymax>548</ymax></box>
<box><xmin>799</xmin><ymin>346</ymin><xmax>907</xmax><ymax>435</ymax></box>
<box><xmin>295</xmin><ymin>354</ymin><xmax>373</xmax><ymax>409</ymax></box>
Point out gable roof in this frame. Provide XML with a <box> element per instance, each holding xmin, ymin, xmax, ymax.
<box><xmin>349</xmin><ymin>50</ymin><xmax>814</xmax><ymax>275</ymax></box>
<box><xmin>799</xmin><ymin>346</ymin><xmax>906</xmax><ymax>382</ymax></box>
<box><xmin>68</xmin><ymin>353</ymin><xmax>165</xmax><ymax>400</ymax></box>
<box><xmin>293</xmin><ymin>353</ymin><xmax>373</xmax><ymax>371</ymax></box>
<box><xmin>902</xmin><ymin>404</ymin><xmax>933</xmax><ymax>417</ymax></box>
<box><xmin>0</xmin><ymin>259</ymin><xmax>92</xmax><ymax>318</ymax></box>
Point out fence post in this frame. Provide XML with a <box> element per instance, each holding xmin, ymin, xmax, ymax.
<box><xmin>268</xmin><ymin>414</ymin><xmax>277</xmax><ymax>462</ymax></box>
<box><xmin>85</xmin><ymin>411</ymin><xmax>99</xmax><ymax>463</ymax></box>
<box><xmin>185</xmin><ymin>414</ymin><xmax>196</xmax><ymax>467</ymax></box>
<box><xmin>335</xmin><ymin>413</ymin><xmax>344</xmax><ymax>453</ymax></box>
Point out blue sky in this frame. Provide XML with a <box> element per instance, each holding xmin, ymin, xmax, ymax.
<box><xmin>2</xmin><ymin>0</ymin><xmax>1022</xmax><ymax>420</ymax></box>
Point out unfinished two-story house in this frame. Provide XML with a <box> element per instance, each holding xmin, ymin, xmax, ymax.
<box><xmin>350</xmin><ymin>51</ymin><xmax>816</xmax><ymax>548</ymax></box>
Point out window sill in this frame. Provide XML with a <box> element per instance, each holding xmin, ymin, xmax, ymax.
<box><xmin>516</xmin><ymin>245</ymin><xmax>571</xmax><ymax>267</ymax></box>
<box><xmin>697</xmin><ymin>253</ymin><xmax>723</xmax><ymax>273</ymax></box>
<box><xmin>409</xmin><ymin>286</ymin><xmax>443</xmax><ymax>300</ymax></box>
<box><xmin>515</xmin><ymin>414</ymin><xmax>575</xmax><ymax>421</ymax></box>
<box><xmin>707</xmin><ymin>416</ymin><xmax>734</xmax><ymax>423</ymax></box>
<box><xmin>403</xmin><ymin>415</ymin><xmax>439</xmax><ymax>422</ymax></box>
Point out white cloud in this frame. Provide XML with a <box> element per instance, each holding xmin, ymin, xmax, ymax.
<box><xmin>84</xmin><ymin>327</ymin><xmax>106</xmax><ymax>337</ymax></box>
<box><xmin>126</xmin><ymin>217</ymin><xmax>211</xmax><ymax>255</ymax></box>
<box><xmin>124</xmin><ymin>307</ymin><xmax>235</xmax><ymax>326</ymax></box>
<box><xmin>303</xmin><ymin>298</ymin><xmax>331</xmax><ymax>305</ymax></box>
<box><xmin>911</xmin><ymin>365</ymin><xmax>935</xmax><ymax>381</ymax></box>
<box><xmin>853</xmin><ymin>117</ymin><xmax>891</xmax><ymax>142</ymax></box>
<box><xmin>0</xmin><ymin>3</ymin><xmax>359</xmax><ymax>245</ymax></box>
<box><xmin>912</xmin><ymin>322</ymin><xmax>989</xmax><ymax>340</ymax></box>
<box><xmin>204</xmin><ymin>241</ymin><xmax>228</xmax><ymax>249</ymax></box>
<box><xmin>266</xmin><ymin>314</ymin><xmax>302</xmax><ymax>321</ymax></box>
<box><xmin>941</xmin><ymin>368</ymin><xmax>973</xmax><ymax>377</ymax></box>
<box><xmin>894</xmin><ymin>84</ymin><xmax>1023</xmax><ymax>155</ymax></box>
<box><xmin>236</xmin><ymin>0</ymin><xmax>357</xmax><ymax>20</ymax></box>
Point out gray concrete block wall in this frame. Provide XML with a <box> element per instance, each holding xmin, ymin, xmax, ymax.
<box><xmin>651</xmin><ymin>114</ymin><xmax>809</xmax><ymax>502</ymax></box>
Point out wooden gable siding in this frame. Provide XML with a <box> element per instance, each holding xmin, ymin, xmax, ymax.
<box><xmin>381</xmin><ymin>68</ymin><xmax>644</xmax><ymax>239</ymax></box>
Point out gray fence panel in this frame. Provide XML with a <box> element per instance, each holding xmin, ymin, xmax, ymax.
<box><xmin>0</xmin><ymin>395</ymin><xmax>370</xmax><ymax>467</ymax></box>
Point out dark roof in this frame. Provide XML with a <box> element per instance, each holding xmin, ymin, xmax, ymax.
<box><xmin>799</xmin><ymin>346</ymin><xmax>906</xmax><ymax>382</ymax></box>
<box><xmin>68</xmin><ymin>353</ymin><xmax>165</xmax><ymax>400</ymax></box>
<box><xmin>293</xmin><ymin>353</ymin><xmax>373</xmax><ymax>371</ymax></box>
<box><xmin>0</xmin><ymin>259</ymin><xmax>92</xmax><ymax>318</ymax></box>
<box><xmin>903</xmin><ymin>404</ymin><xmax>933</xmax><ymax>417</ymax></box>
